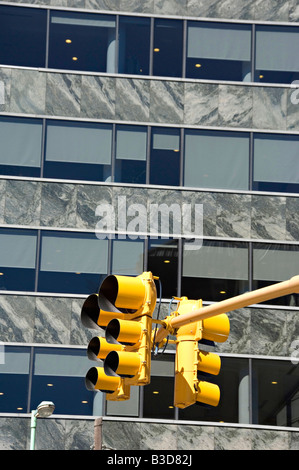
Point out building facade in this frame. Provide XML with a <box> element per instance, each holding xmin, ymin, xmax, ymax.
<box><xmin>0</xmin><ymin>0</ymin><xmax>299</xmax><ymax>450</ymax></box>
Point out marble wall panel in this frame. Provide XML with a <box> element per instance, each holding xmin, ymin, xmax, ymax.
<box><xmin>184</xmin><ymin>83</ymin><xmax>219</xmax><ymax>127</ymax></box>
<box><xmin>4</xmin><ymin>180</ymin><xmax>41</xmax><ymax>226</ymax></box>
<box><xmin>252</xmin><ymin>87</ymin><xmax>288</xmax><ymax>131</ymax></box>
<box><xmin>0</xmin><ymin>68</ymin><xmax>11</xmax><ymax>113</ymax></box>
<box><xmin>0</xmin><ymin>180</ymin><xmax>5</xmax><ymax>224</ymax></box>
<box><xmin>251</xmin><ymin>195</ymin><xmax>286</xmax><ymax>240</ymax></box>
<box><xmin>286</xmin><ymin>197</ymin><xmax>299</xmax><ymax>241</ymax></box>
<box><xmin>4</xmin><ymin>0</ymin><xmax>298</xmax><ymax>22</ymax></box>
<box><xmin>34</xmin><ymin>296</ymin><xmax>73</xmax><ymax>344</ymax></box>
<box><xmin>45</xmin><ymin>73</ymin><xmax>82</xmax><ymax>117</ymax></box>
<box><xmin>150</xmin><ymin>81</ymin><xmax>184</xmax><ymax>125</ymax></box>
<box><xmin>40</xmin><ymin>182</ymin><xmax>77</xmax><ymax>228</ymax></box>
<box><xmin>0</xmin><ymin>295</ymin><xmax>35</xmax><ymax>343</ymax></box>
<box><xmin>0</xmin><ymin>417</ymin><xmax>28</xmax><ymax>450</ymax></box>
<box><xmin>115</xmin><ymin>78</ymin><xmax>150</xmax><ymax>122</ymax></box>
<box><xmin>10</xmin><ymin>69</ymin><xmax>46</xmax><ymax>115</ymax></box>
<box><xmin>218</xmin><ymin>85</ymin><xmax>253</xmax><ymax>128</ymax></box>
<box><xmin>80</xmin><ymin>75</ymin><xmax>116</xmax><ymax>120</ymax></box>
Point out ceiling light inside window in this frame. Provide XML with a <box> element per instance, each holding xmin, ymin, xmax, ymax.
<box><xmin>195</xmin><ymin>63</ymin><xmax>202</xmax><ymax>68</ymax></box>
<box><xmin>72</xmin><ymin>57</ymin><xmax>78</xmax><ymax>61</ymax></box>
<box><xmin>65</xmin><ymin>39</ymin><xmax>72</xmax><ymax>44</ymax></box>
<box><xmin>154</xmin><ymin>48</ymin><xmax>160</xmax><ymax>52</ymax></box>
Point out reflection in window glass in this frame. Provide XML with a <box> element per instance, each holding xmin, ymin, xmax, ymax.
<box><xmin>0</xmin><ymin>346</ymin><xmax>31</xmax><ymax>414</ymax></box>
<box><xmin>0</xmin><ymin>5</ymin><xmax>47</xmax><ymax>67</ymax></box>
<box><xmin>38</xmin><ymin>232</ymin><xmax>108</xmax><ymax>294</ymax></box>
<box><xmin>182</xmin><ymin>240</ymin><xmax>249</xmax><ymax>302</ymax></box>
<box><xmin>179</xmin><ymin>357</ymin><xmax>249</xmax><ymax>424</ymax></box>
<box><xmin>253</xmin><ymin>243</ymin><xmax>299</xmax><ymax>306</ymax></box>
<box><xmin>184</xmin><ymin>130</ymin><xmax>250</xmax><ymax>190</ymax></box>
<box><xmin>0</xmin><ymin>117</ymin><xmax>42</xmax><ymax>177</ymax></box>
<box><xmin>255</xmin><ymin>26</ymin><xmax>299</xmax><ymax>84</ymax></box>
<box><xmin>115</xmin><ymin>125</ymin><xmax>147</xmax><ymax>184</ymax></box>
<box><xmin>150</xmin><ymin>128</ymin><xmax>180</xmax><ymax>186</ymax></box>
<box><xmin>186</xmin><ymin>22</ymin><xmax>252</xmax><ymax>81</ymax></box>
<box><xmin>118</xmin><ymin>16</ymin><xmax>150</xmax><ymax>75</ymax></box>
<box><xmin>253</xmin><ymin>134</ymin><xmax>299</xmax><ymax>193</ymax></box>
<box><xmin>112</xmin><ymin>239</ymin><xmax>144</xmax><ymax>276</ymax></box>
<box><xmin>252</xmin><ymin>359</ymin><xmax>299</xmax><ymax>427</ymax></box>
<box><xmin>147</xmin><ymin>239</ymin><xmax>178</xmax><ymax>299</ymax></box>
<box><xmin>44</xmin><ymin>121</ymin><xmax>112</xmax><ymax>181</ymax></box>
<box><xmin>0</xmin><ymin>229</ymin><xmax>37</xmax><ymax>291</ymax></box>
<box><xmin>31</xmin><ymin>348</ymin><xmax>96</xmax><ymax>416</ymax></box>
<box><xmin>49</xmin><ymin>11</ymin><xmax>116</xmax><ymax>72</ymax></box>
<box><xmin>153</xmin><ymin>19</ymin><xmax>183</xmax><ymax>78</ymax></box>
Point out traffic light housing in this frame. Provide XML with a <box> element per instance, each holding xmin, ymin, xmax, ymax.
<box><xmin>174</xmin><ymin>298</ymin><xmax>230</xmax><ymax>409</ymax></box>
<box><xmin>81</xmin><ymin>272</ymin><xmax>157</xmax><ymax>401</ymax></box>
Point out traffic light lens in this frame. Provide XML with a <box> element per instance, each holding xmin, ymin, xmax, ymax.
<box><xmin>99</xmin><ymin>275</ymin><xmax>146</xmax><ymax>311</ymax></box>
<box><xmin>106</xmin><ymin>318</ymin><xmax>142</xmax><ymax>346</ymax></box>
<box><xmin>81</xmin><ymin>294</ymin><xmax>101</xmax><ymax>329</ymax></box>
<box><xmin>85</xmin><ymin>366</ymin><xmax>120</xmax><ymax>392</ymax></box>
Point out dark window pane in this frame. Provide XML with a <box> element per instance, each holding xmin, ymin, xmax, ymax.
<box><xmin>118</xmin><ymin>17</ymin><xmax>150</xmax><ymax>75</ymax></box>
<box><xmin>252</xmin><ymin>359</ymin><xmax>299</xmax><ymax>427</ymax></box>
<box><xmin>115</xmin><ymin>125</ymin><xmax>147</xmax><ymax>184</ymax></box>
<box><xmin>0</xmin><ymin>116</ymin><xmax>42</xmax><ymax>177</ymax></box>
<box><xmin>0</xmin><ymin>228</ymin><xmax>37</xmax><ymax>292</ymax></box>
<box><xmin>0</xmin><ymin>5</ymin><xmax>47</xmax><ymax>67</ymax></box>
<box><xmin>153</xmin><ymin>19</ymin><xmax>183</xmax><ymax>78</ymax></box>
<box><xmin>252</xmin><ymin>243</ymin><xmax>299</xmax><ymax>306</ymax></box>
<box><xmin>38</xmin><ymin>232</ymin><xmax>108</xmax><ymax>294</ymax></box>
<box><xmin>44</xmin><ymin>120</ymin><xmax>112</xmax><ymax>181</ymax></box>
<box><xmin>49</xmin><ymin>11</ymin><xmax>116</xmax><ymax>72</ymax></box>
<box><xmin>147</xmin><ymin>239</ymin><xmax>178</xmax><ymax>298</ymax></box>
<box><xmin>150</xmin><ymin>128</ymin><xmax>180</xmax><ymax>186</ymax></box>
<box><xmin>31</xmin><ymin>348</ymin><xmax>96</xmax><ymax>416</ymax></box>
<box><xmin>0</xmin><ymin>346</ymin><xmax>31</xmax><ymax>414</ymax></box>
<box><xmin>181</xmin><ymin>240</ymin><xmax>249</xmax><ymax>302</ymax></box>
<box><xmin>253</xmin><ymin>134</ymin><xmax>299</xmax><ymax>193</ymax></box>
<box><xmin>143</xmin><ymin>374</ymin><xmax>175</xmax><ymax>419</ymax></box>
<box><xmin>255</xmin><ymin>26</ymin><xmax>299</xmax><ymax>84</ymax></box>
<box><xmin>186</xmin><ymin>21</ymin><xmax>252</xmax><ymax>82</ymax></box>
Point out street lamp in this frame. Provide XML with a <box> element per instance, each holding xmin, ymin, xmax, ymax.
<box><xmin>30</xmin><ymin>401</ymin><xmax>55</xmax><ymax>450</ymax></box>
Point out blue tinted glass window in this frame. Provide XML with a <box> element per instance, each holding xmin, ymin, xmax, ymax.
<box><xmin>0</xmin><ymin>228</ymin><xmax>37</xmax><ymax>292</ymax></box>
<box><xmin>182</xmin><ymin>240</ymin><xmax>249</xmax><ymax>302</ymax></box>
<box><xmin>147</xmin><ymin>239</ymin><xmax>178</xmax><ymax>299</ymax></box>
<box><xmin>0</xmin><ymin>116</ymin><xmax>42</xmax><ymax>177</ymax></box>
<box><xmin>38</xmin><ymin>231</ymin><xmax>108</xmax><ymax>294</ymax></box>
<box><xmin>253</xmin><ymin>134</ymin><xmax>299</xmax><ymax>193</ymax></box>
<box><xmin>115</xmin><ymin>125</ymin><xmax>147</xmax><ymax>184</ymax></box>
<box><xmin>153</xmin><ymin>19</ymin><xmax>183</xmax><ymax>78</ymax></box>
<box><xmin>255</xmin><ymin>26</ymin><xmax>299</xmax><ymax>84</ymax></box>
<box><xmin>186</xmin><ymin>22</ymin><xmax>252</xmax><ymax>82</ymax></box>
<box><xmin>0</xmin><ymin>5</ymin><xmax>47</xmax><ymax>67</ymax></box>
<box><xmin>150</xmin><ymin>127</ymin><xmax>180</xmax><ymax>186</ymax></box>
<box><xmin>49</xmin><ymin>11</ymin><xmax>116</xmax><ymax>73</ymax></box>
<box><xmin>0</xmin><ymin>346</ymin><xmax>31</xmax><ymax>414</ymax></box>
<box><xmin>31</xmin><ymin>348</ymin><xmax>97</xmax><ymax>416</ymax></box>
<box><xmin>43</xmin><ymin>120</ymin><xmax>112</xmax><ymax>181</ymax></box>
<box><xmin>118</xmin><ymin>17</ymin><xmax>150</xmax><ymax>75</ymax></box>
<box><xmin>112</xmin><ymin>239</ymin><xmax>144</xmax><ymax>275</ymax></box>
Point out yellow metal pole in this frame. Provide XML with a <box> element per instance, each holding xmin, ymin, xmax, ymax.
<box><xmin>155</xmin><ymin>275</ymin><xmax>299</xmax><ymax>343</ymax></box>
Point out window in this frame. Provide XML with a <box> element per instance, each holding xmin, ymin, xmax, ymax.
<box><xmin>253</xmin><ymin>243</ymin><xmax>299</xmax><ymax>306</ymax></box>
<box><xmin>186</xmin><ymin>21</ymin><xmax>252</xmax><ymax>81</ymax></box>
<box><xmin>115</xmin><ymin>125</ymin><xmax>147</xmax><ymax>184</ymax></box>
<box><xmin>31</xmin><ymin>348</ymin><xmax>96</xmax><ymax>416</ymax></box>
<box><xmin>153</xmin><ymin>19</ymin><xmax>183</xmax><ymax>78</ymax></box>
<box><xmin>111</xmin><ymin>239</ymin><xmax>144</xmax><ymax>275</ymax></box>
<box><xmin>150</xmin><ymin>127</ymin><xmax>181</xmax><ymax>186</ymax></box>
<box><xmin>179</xmin><ymin>357</ymin><xmax>249</xmax><ymax>424</ymax></box>
<box><xmin>255</xmin><ymin>26</ymin><xmax>299</xmax><ymax>84</ymax></box>
<box><xmin>252</xmin><ymin>358</ymin><xmax>299</xmax><ymax>427</ymax></box>
<box><xmin>181</xmin><ymin>240</ymin><xmax>249</xmax><ymax>302</ymax></box>
<box><xmin>38</xmin><ymin>231</ymin><xmax>109</xmax><ymax>294</ymax></box>
<box><xmin>184</xmin><ymin>130</ymin><xmax>250</xmax><ymax>190</ymax></box>
<box><xmin>0</xmin><ymin>117</ymin><xmax>42</xmax><ymax>177</ymax></box>
<box><xmin>253</xmin><ymin>134</ymin><xmax>299</xmax><ymax>193</ymax></box>
<box><xmin>48</xmin><ymin>11</ymin><xmax>116</xmax><ymax>72</ymax></box>
<box><xmin>0</xmin><ymin>346</ymin><xmax>31</xmax><ymax>414</ymax></box>
<box><xmin>0</xmin><ymin>229</ymin><xmax>37</xmax><ymax>291</ymax></box>
<box><xmin>44</xmin><ymin>120</ymin><xmax>112</xmax><ymax>181</ymax></box>
<box><xmin>0</xmin><ymin>5</ymin><xmax>47</xmax><ymax>67</ymax></box>
<box><xmin>118</xmin><ymin>16</ymin><xmax>150</xmax><ymax>75</ymax></box>
<box><xmin>147</xmin><ymin>239</ymin><xmax>178</xmax><ymax>299</ymax></box>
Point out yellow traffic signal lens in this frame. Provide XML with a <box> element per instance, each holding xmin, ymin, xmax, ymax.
<box><xmin>196</xmin><ymin>380</ymin><xmax>220</xmax><ymax>407</ymax></box>
<box><xmin>106</xmin><ymin>318</ymin><xmax>142</xmax><ymax>346</ymax></box>
<box><xmin>99</xmin><ymin>275</ymin><xmax>146</xmax><ymax>311</ymax></box>
<box><xmin>81</xmin><ymin>293</ymin><xmax>124</xmax><ymax>329</ymax></box>
<box><xmin>202</xmin><ymin>313</ymin><xmax>230</xmax><ymax>343</ymax></box>
<box><xmin>87</xmin><ymin>336</ymin><xmax>123</xmax><ymax>361</ymax></box>
<box><xmin>85</xmin><ymin>366</ymin><xmax>120</xmax><ymax>392</ymax></box>
<box><xmin>197</xmin><ymin>350</ymin><xmax>221</xmax><ymax>376</ymax></box>
<box><xmin>104</xmin><ymin>350</ymin><xmax>141</xmax><ymax>378</ymax></box>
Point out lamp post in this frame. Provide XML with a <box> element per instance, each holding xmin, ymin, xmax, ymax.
<box><xmin>30</xmin><ymin>401</ymin><xmax>55</xmax><ymax>450</ymax></box>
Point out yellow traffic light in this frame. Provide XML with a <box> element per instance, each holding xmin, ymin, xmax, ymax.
<box><xmin>82</xmin><ymin>272</ymin><xmax>157</xmax><ymax>402</ymax></box>
<box><xmin>173</xmin><ymin>298</ymin><xmax>230</xmax><ymax>409</ymax></box>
